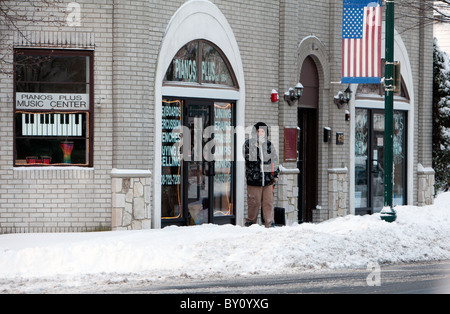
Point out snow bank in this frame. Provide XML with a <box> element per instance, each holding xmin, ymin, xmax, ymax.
<box><xmin>0</xmin><ymin>193</ymin><xmax>449</xmax><ymax>283</ymax></box>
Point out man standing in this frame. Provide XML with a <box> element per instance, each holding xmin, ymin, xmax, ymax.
<box><xmin>244</xmin><ymin>122</ymin><xmax>279</xmax><ymax>228</ymax></box>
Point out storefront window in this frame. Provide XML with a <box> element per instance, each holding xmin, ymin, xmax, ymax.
<box><xmin>213</xmin><ymin>103</ymin><xmax>234</xmax><ymax>217</ymax></box>
<box><xmin>161</xmin><ymin>99</ymin><xmax>183</xmax><ymax>219</ymax></box>
<box><xmin>14</xmin><ymin>49</ymin><xmax>93</xmax><ymax>166</ymax></box>
<box><xmin>393</xmin><ymin>111</ymin><xmax>407</xmax><ymax>206</ymax></box>
<box><xmin>355</xmin><ymin>109</ymin><xmax>369</xmax><ymax>209</ymax></box>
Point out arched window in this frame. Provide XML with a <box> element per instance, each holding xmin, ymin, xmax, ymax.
<box><xmin>164</xmin><ymin>40</ymin><xmax>237</xmax><ymax>88</ymax></box>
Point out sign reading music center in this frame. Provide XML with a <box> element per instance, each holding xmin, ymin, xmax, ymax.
<box><xmin>15</xmin><ymin>93</ymin><xmax>89</xmax><ymax>111</ymax></box>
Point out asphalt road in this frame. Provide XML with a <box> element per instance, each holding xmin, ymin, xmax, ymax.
<box><xmin>107</xmin><ymin>260</ymin><xmax>450</xmax><ymax>294</ymax></box>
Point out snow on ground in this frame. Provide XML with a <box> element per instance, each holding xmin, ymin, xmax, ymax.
<box><xmin>1</xmin><ymin>192</ymin><xmax>450</xmax><ymax>293</ymax></box>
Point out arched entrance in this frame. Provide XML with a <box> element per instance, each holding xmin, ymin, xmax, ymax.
<box><xmin>153</xmin><ymin>0</ymin><xmax>245</xmax><ymax>228</ymax></box>
<box><xmin>161</xmin><ymin>40</ymin><xmax>238</xmax><ymax>227</ymax></box>
<box><xmin>298</xmin><ymin>56</ymin><xmax>319</xmax><ymax>223</ymax></box>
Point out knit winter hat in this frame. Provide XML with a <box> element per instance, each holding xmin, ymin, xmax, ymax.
<box><xmin>254</xmin><ymin>122</ymin><xmax>269</xmax><ymax>137</ymax></box>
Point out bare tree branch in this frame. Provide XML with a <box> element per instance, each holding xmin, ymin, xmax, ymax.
<box><xmin>396</xmin><ymin>0</ymin><xmax>450</xmax><ymax>23</ymax></box>
<box><xmin>0</xmin><ymin>0</ymin><xmax>65</xmax><ymax>74</ymax></box>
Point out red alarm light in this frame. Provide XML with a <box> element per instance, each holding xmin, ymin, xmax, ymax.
<box><xmin>271</xmin><ymin>90</ymin><xmax>279</xmax><ymax>102</ymax></box>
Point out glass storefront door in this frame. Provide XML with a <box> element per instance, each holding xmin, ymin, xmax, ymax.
<box><xmin>355</xmin><ymin>109</ymin><xmax>407</xmax><ymax>214</ymax></box>
<box><xmin>186</xmin><ymin>102</ymin><xmax>212</xmax><ymax>225</ymax></box>
<box><xmin>161</xmin><ymin>98</ymin><xmax>235</xmax><ymax>227</ymax></box>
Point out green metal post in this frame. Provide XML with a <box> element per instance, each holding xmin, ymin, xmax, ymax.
<box><xmin>382</xmin><ymin>0</ymin><xmax>397</xmax><ymax>222</ymax></box>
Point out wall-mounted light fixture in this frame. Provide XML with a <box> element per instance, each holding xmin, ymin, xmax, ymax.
<box><xmin>333</xmin><ymin>85</ymin><xmax>352</xmax><ymax>109</ymax></box>
<box><xmin>284</xmin><ymin>82</ymin><xmax>304</xmax><ymax>106</ymax></box>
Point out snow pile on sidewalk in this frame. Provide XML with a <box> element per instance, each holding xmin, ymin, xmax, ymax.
<box><xmin>0</xmin><ymin>192</ymin><xmax>449</xmax><ymax>287</ymax></box>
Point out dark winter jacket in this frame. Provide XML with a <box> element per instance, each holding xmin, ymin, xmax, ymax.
<box><xmin>244</xmin><ymin>137</ymin><xmax>279</xmax><ymax>186</ymax></box>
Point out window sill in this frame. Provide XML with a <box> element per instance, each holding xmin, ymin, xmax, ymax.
<box><xmin>13</xmin><ymin>166</ymin><xmax>94</xmax><ymax>180</ymax></box>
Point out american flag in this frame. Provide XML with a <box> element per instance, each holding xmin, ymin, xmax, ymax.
<box><xmin>342</xmin><ymin>0</ymin><xmax>382</xmax><ymax>84</ymax></box>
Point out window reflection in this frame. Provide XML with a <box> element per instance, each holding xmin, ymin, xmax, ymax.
<box><xmin>213</xmin><ymin>103</ymin><xmax>233</xmax><ymax>217</ymax></box>
<box><xmin>164</xmin><ymin>42</ymin><xmax>199</xmax><ymax>83</ymax></box>
<box><xmin>202</xmin><ymin>43</ymin><xmax>234</xmax><ymax>87</ymax></box>
<box><xmin>161</xmin><ymin>99</ymin><xmax>183</xmax><ymax>219</ymax></box>
<box><xmin>355</xmin><ymin>109</ymin><xmax>369</xmax><ymax>209</ymax></box>
<box><xmin>16</xmin><ymin>55</ymin><xmax>88</xmax><ymax>83</ymax></box>
<box><xmin>354</xmin><ymin>109</ymin><xmax>407</xmax><ymax>212</ymax></box>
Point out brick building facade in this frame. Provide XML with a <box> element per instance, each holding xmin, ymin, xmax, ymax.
<box><xmin>0</xmin><ymin>0</ymin><xmax>435</xmax><ymax>233</ymax></box>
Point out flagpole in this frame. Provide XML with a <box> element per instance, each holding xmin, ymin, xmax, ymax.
<box><xmin>381</xmin><ymin>0</ymin><xmax>397</xmax><ymax>222</ymax></box>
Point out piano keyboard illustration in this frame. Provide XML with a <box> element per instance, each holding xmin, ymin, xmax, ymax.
<box><xmin>22</xmin><ymin>113</ymin><xmax>83</xmax><ymax>137</ymax></box>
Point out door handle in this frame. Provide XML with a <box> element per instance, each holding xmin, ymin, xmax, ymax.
<box><xmin>371</xmin><ymin>150</ymin><xmax>379</xmax><ymax>173</ymax></box>
<box><xmin>371</xmin><ymin>159</ymin><xmax>378</xmax><ymax>173</ymax></box>
<box><xmin>202</xmin><ymin>161</ymin><xmax>215</xmax><ymax>177</ymax></box>
<box><xmin>207</xmin><ymin>161</ymin><xmax>215</xmax><ymax>177</ymax></box>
